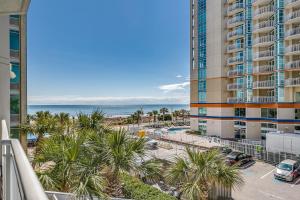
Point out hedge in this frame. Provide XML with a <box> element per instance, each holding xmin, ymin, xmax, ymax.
<box><xmin>121</xmin><ymin>174</ymin><xmax>177</xmax><ymax>200</ymax></box>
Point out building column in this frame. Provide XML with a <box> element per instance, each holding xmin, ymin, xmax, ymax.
<box><xmin>0</xmin><ymin>15</ymin><xmax>10</xmax><ymax>134</ymax></box>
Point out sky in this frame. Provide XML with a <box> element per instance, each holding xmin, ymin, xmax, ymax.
<box><xmin>27</xmin><ymin>0</ymin><xmax>190</xmax><ymax>105</ymax></box>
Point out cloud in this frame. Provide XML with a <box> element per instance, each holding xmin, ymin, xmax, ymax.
<box><xmin>28</xmin><ymin>95</ymin><xmax>189</xmax><ymax>105</ymax></box>
<box><xmin>176</xmin><ymin>75</ymin><xmax>183</xmax><ymax>78</ymax></box>
<box><xmin>158</xmin><ymin>82</ymin><xmax>190</xmax><ymax>92</ymax></box>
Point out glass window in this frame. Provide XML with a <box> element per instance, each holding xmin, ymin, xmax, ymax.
<box><xmin>10</xmin><ymin>63</ymin><xmax>20</xmax><ymax>84</ymax></box>
<box><xmin>10</xmin><ymin>95</ymin><xmax>20</xmax><ymax>115</ymax></box>
<box><xmin>235</xmin><ymin>108</ymin><xmax>246</xmax><ymax>117</ymax></box>
<box><xmin>10</xmin><ymin>30</ymin><xmax>20</xmax><ymax>50</ymax></box>
<box><xmin>198</xmin><ymin>108</ymin><xmax>207</xmax><ymax>116</ymax></box>
<box><xmin>261</xmin><ymin>108</ymin><xmax>277</xmax><ymax>119</ymax></box>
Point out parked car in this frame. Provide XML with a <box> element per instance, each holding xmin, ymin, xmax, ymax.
<box><xmin>144</xmin><ymin>137</ymin><xmax>158</xmax><ymax>150</ymax></box>
<box><xmin>225</xmin><ymin>151</ymin><xmax>253</xmax><ymax>167</ymax></box>
<box><xmin>274</xmin><ymin>159</ymin><xmax>300</xmax><ymax>182</ymax></box>
<box><xmin>211</xmin><ymin>146</ymin><xmax>232</xmax><ymax>155</ymax></box>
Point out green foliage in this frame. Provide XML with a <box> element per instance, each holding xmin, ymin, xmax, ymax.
<box><xmin>121</xmin><ymin>174</ymin><xmax>177</xmax><ymax>200</ymax></box>
<box><xmin>158</xmin><ymin>114</ymin><xmax>172</xmax><ymax>121</ymax></box>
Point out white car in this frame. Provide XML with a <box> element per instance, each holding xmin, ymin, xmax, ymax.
<box><xmin>144</xmin><ymin>137</ymin><xmax>158</xmax><ymax>150</ymax></box>
<box><xmin>274</xmin><ymin>159</ymin><xmax>300</xmax><ymax>182</ymax></box>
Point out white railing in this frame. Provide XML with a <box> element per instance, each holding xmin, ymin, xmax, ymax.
<box><xmin>227</xmin><ymin>97</ymin><xmax>245</xmax><ymax>103</ymax></box>
<box><xmin>227</xmin><ymin>29</ymin><xmax>244</xmax><ymax>40</ymax></box>
<box><xmin>253</xmin><ymin>80</ymin><xmax>275</xmax><ymax>89</ymax></box>
<box><xmin>253</xmin><ymin>35</ymin><xmax>274</xmax><ymax>45</ymax></box>
<box><xmin>253</xmin><ymin>65</ymin><xmax>274</xmax><ymax>74</ymax></box>
<box><xmin>253</xmin><ymin>50</ymin><xmax>274</xmax><ymax>60</ymax></box>
<box><xmin>285</xmin><ymin>77</ymin><xmax>300</xmax><ymax>86</ymax></box>
<box><xmin>227</xmin><ymin>56</ymin><xmax>244</xmax><ymax>65</ymax></box>
<box><xmin>286</xmin><ymin>44</ymin><xmax>300</xmax><ymax>53</ymax></box>
<box><xmin>227</xmin><ymin>15</ymin><xmax>244</xmax><ymax>26</ymax></box>
<box><xmin>253</xmin><ymin>0</ymin><xmax>272</xmax><ymax>5</ymax></box>
<box><xmin>227</xmin><ymin>83</ymin><xmax>244</xmax><ymax>90</ymax></box>
<box><xmin>285</xmin><ymin>0</ymin><xmax>300</xmax><ymax>6</ymax></box>
<box><xmin>227</xmin><ymin>69</ymin><xmax>244</xmax><ymax>77</ymax></box>
<box><xmin>285</xmin><ymin>27</ymin><xmax>300</xmax><ymax>38</ymax></box>
<box><xmin>227</xmin><ymin>3</ymin><xmax>244</xmax><ymax>14</ymax></box>
<box><xmin>1</xmin><ymin>120</ymin><xmax>49</xmax><ymax>200</ymax></box>
<box><xmin>227</xmin><ymin>43</ymin><xmax>244</xmax><ymax>52</ymax></box>
<box><xmin>252</xmin><ymin>96</ymin><xmax>275</xmax><ymax>103</ymax></box>
<box><xmin>285</xmin><ymin>60</ymin><xmax>300</xmax><ymax>70</ymax></box>
<box><xmin>254</xmin><ymin>6</ymin><xmax>274</xmax><ymax>18</ymax></box>
<box><xmin>253</xmin><ymin>20</ymin><xmax>274</xmax><ymax>32</ymax></box>
<box><xmin>286</xmin><ymin>10</ymin><xmax>300</xmax><ymax>22</ymax></box>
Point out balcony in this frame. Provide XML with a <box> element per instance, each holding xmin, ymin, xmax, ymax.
<box><xmin>10</xmin><ymin>49</ymin><xmax>20</xmax><ymax>62</ymax></box>
<box><xmin>285</xmin><ymin>0</ymin><xmax>300</xmax><ymax>9</ymax></box>
<box><xmin>227</xmin><ymin>43</ymin><xmax>244</xmax><ymax>53</ymax></box>
<box><xmin>285</xmin><ymin>27</ymin><xmax>300</xmax><ymax>40</ymax></box>
<box><xmin>286</xmin><ymin>44</ymin><xmax>300</xmax><ymax>55</ymax></box>
<box><xmin>253</xmin><ymin>6</ymin><xmax>274</xmax><ymax>20</ymax></box>
<box><xmin>253</xmin><ymin>0</ymin><xmax>273</xmax><ymax>6</ymax></box>
<box><xmin>227</xmin><ymin>83</ymin><xmax>244</xmax><ymax>91</ymax></box>
<box><xmin>227</xmin><ymin>3</ymin><xmax>244</xmax><ymax>16</ymax></box>
<box><xmin>253</xmin><ymin>50</ymin><xmax>274</xmax><ymax>61</ymax></box>
<box><xmin>253</xmin><ymin>20</ymin><xmax>274</xmax><ymax>34</ymax></box>
<box><xmin>252</xmin><ymin>96</ymin><xmax>275</xmax><ymax>103</ymax></box>
<box><xmin>285</xmin><ymin>10</ymin><xmax>300</xmax><ymax>24</ymax></box>
<box><xmin>227</xmin><ymin>56</ymin><xmax>244</xmax><ymax>66</ymax></box>
<box><xmin>227</xmin><ymin>69</ymin><xmax>244</xmax><ymax>77</ymax></box>
<box><xmin>253</xmin><ymin>65</ymin><xmax>274</xmax><ymax>75</ymax></box>
<box><xmin>285</xmin><ymin>77</ymin><xmax>300</xmax><ymax>87</ymax></box>
<box><xmin>227</xmin><ymin>97</ymin><xmax>245</xmax><ymax>103</ymax></box>
<box><xmin>253</xmin><ymin>80</ymin><xmax>275</xmax><ymax>89</ymax></box>
<box><xmin>227</xmin><ymin>29</ymin><xmax>244</xmax><ymax>41</ymax></box>
<box><xmin>285</xmin><ymin>60</ymin><xmax>300</xmax><ymax>71</ymax></box>
<box><xmin>253</xmin><ymin>35</ymin><xmax>274</xmax><ymax>47</ymax></box>
<box><xmin>1</xmin><ymin>120</ymin><xmax>49</xmax><ymax>200</ymax></box>
<box><xmin>9</xmin><ymin>17</ymin><xmax>19</xmax><ymax>30</ymax></box>
<box><xmin>227</xmin><ymin>15</ymin><xmax>244</xmax><ymax>28</ymax></box>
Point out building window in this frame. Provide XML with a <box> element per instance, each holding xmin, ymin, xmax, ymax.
<box><xmin>10</xmin><ymin>63</ymin><xmax>20</xmax><ymax>84</ymax></box>
<box><xmin>234</xmin><ymin>108</ymin><xmax>246</xmax><ymax>117</ymax></box>
<box><xmin>261</xmin><ymin>108</ymin><xmax>277</xmax><ymax>119</ymax></box>
<box><xmin>10</xmin><ymin>30</ymin><xmax>20</xmax><ymax>50</ymax></box>
<box><xmin>198</xmin><ymin>108</ymin><xmax>207</xmax><ymax>116</ymax></box>
<box><xmin>10</xmin><ymin>95</ymin><xmax>20</xmax><ymax>115</ymax></box>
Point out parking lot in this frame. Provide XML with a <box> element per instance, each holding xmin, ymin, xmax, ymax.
<box><xmin>233</xmin><ymin>161</ymin><xmax>300</xmax><ymax>200</ymax></box>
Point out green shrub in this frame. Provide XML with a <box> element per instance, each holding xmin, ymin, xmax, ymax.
<box><xmin>121</xmin><ymin>174</ymin><xmax>177</xmax><ymax>200</ymax></box>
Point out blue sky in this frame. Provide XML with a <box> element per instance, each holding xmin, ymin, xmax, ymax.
<box><xmin>27</xmin><ymin>0</ymin><xmax>190</xmax><ymax>105</ymax></box>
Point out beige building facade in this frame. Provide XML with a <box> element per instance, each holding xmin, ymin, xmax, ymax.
<box><xmin>190</xmin><ymin>0</ymin><xmax>300</xmax><ymax>140</ymax></box>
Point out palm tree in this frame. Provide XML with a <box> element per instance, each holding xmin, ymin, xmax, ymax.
<box><xmin>160</xmin><ymin>107</ymin><xmax>169</xmax><ymax>122</ymax></box>
<box><xmin>54</xmin><ymin>112</ymin><xmax>71</xmax><ymax>133</ymax></box>
<box><xmin>147</xmin><ymin>112</ymin><xmax>153</xmax><ymax>124</ymax></box>
<box><xmin>172</xmin><ymin>110</ymin><xmax>180</xmax><ymax>123</ymax></box>
<box><xmin>166</xmin><ymin>148</ymin><xmax>243</xmax><ymax>200</ymax></box>
<box><xmin>77</xmin><ymin>110</ymin><xmax>105</xmax><ymax>131</ymax></box>
<box><xmin>179</xmin><ymin>109</ymin><xmax>189</xmax><ymax>124</ymax></box>
<box><xmin>152</xmin><ymin>110</ymin><xmax>158</xmax><ymax>123</ymax></box>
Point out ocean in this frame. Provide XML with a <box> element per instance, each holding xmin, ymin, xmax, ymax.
<box><xmin>28</xmin><ymin>104</ymin><xmax>189</xmax><ymax>117</ymax></box>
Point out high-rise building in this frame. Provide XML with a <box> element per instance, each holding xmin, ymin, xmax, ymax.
<box><xmin>190</xmin><ymin>0</ymin><xmax>300</xmax><ymax>140</ymax></box>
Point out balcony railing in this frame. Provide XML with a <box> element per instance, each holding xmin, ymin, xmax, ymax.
<box><xmin>227</xmin><ymin>69</ymin><xmax>244</xmax><ymax>77</ymax></box>
<box><xmin>227</xmin><ymin>57</ymin><xmax>244</xmax><ymax>65</ymax></box>
<box><xmin>10</xmin><ymin>49</ymin><xmax>19</xmax><ymax>61</ymax></box>
<box><xmin>253</xmin><ymin>0</ymin><xmax>272</xmax><ymax>6</ymax></box>
<box><xmin>253</xmin><ymin>80</ymin><xmax>275</xmax><ymax>89</ymax></box>
<box><xmin>253</xmin><ymin>20</ymin><xmax>274</xmax><ymax>32</ymax></box>
<box><xmin>285</xmin><ymin>77</ymin><xmax>300</xmax><ymax>86</ymax></box>
<box><xmin>227</xmin><ymin>97</ymin><xmax>245</xmax><ymax>103</ymax></box>
<box><xmin>253</xmin><ymin>65</ymin><xmax>274</xmax><ymax>74</ymax></box>
<box><xmin>285</xmin><ymin>0</ymin><xmax>300</xmax><ymax>8</ymax></box>
<box><xmin>9</xmin><ymin>17</ymin><xmax>19</xmax><ymax>28</ymax></box>
<box><xmin>252</xmin><ymin>96</ymin><xmax>275</xmax><ymax>103</ymax></box>
<box><xmin>285</xmin><ymin>10</ymin><xmax>300</xmax><ymax>22</ymax></box>
<box><xmin>253</xmin><ymin>35</ymin><xmax>274</xmax><ymax>46</ymax></box>
<box><xmin>253</xmin><ymin>50</ymin><xmax>274</xmax><ymax>60</ymax></box>
<box><xmin>227</xmin><ymin>83</ymin><xmax>244</xmax><ymax>91</ymax></box>
<box><xmin>227</xmin><ymin>15</ymin><xmax>244</xmax><ymax>27</ymax></box>
<box><xmin>227</xmin><ymin>43</ymin><xmax>244</xmax><ymax>52</ymax></box>
<box><xmin>1</xmin><ymin>120</ymin><xmax>49</xmax><ymax>200</ymax></box>
<box><xmin>227</xmin><ymin>29</ymin><xmax>244</xmax><ymax>40</ymax></box>
<box><xmin>227</xmin><ymin>3</ymin><xmax>244</xmax><ymax>15</ymax></box>
<box><xmin>253</xmin><ymin>6</ymin><xmax>274</xmax><ymax>19</ymax></box>
<box><xmin>286</xmin><ymin>44</ymin><xmax>300</xmax><ymax>54</ymax></box>
<box><xmin>285</xmin><ymin>27</ymin><xmax>300</xmax><ymax>38</ymax></box>
<box><xmin>285</xmin><ymin>60</ymin><xmax>300</xmax><ymax>70</ymax></box>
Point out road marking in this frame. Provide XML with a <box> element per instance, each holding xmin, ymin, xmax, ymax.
<box><xmin>291</xmin><ymin>177</ymin><xmax>300</xmax><ymax>188</ymax></box>
<box><xmin>258</xmin><ymin>190</ymin><xmax>284</xmax><ymax>200</ymax></box>
<box><xmin>260</xmin><ymin>169</ymin><xmax>275</xmax><ymax>179</ymax></box>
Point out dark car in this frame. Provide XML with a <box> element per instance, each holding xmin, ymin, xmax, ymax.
<box><xmin>211</xmin><ymin>146</ymin><xmax>232</xmax><ymax>155</ymax></box>
<box><xmin>225</xmin><ymin>151</ymin><xmax>253</xmax><ymax>167</ymax></box>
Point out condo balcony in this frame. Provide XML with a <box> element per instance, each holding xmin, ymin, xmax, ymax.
<box><xmin>253</xmin><ymin>35</ymin><xmax>274</xmax><ymax>47</ymax></box>
<box><xmin>285</xmin><ymin>0</ymin><xmax>300</xmax><ymax>9</ymax></box>
<box><xmin>286</xmin><ymin>44</ymin><xmax>300</xmax><ymax>55</ymax></box>
<box><xmin>227</xmin><ymin>29</ymin><xmax>244</xmax><ymax>41</ymax></box>
<box><xmin>227</xmin><ymin>69</ymin><xmax>244</xmax><ymax>77</ymax></box>
<box><xmin>285</xmin><ymin>27</ymin><xmax>300</xmax><ymax>40</ymax></box>
<box><xmin>227</xmin><ymin>56</ymin><xmax>244</xmax><ymax>65</ymax></box>
<box><xmin>227</xmin><ymin>3</ymin><xmax>244</xmax><ymax>16</ymax></box>
<box><xmin>285</xmin><ymin>10</ymin><xmax>300</xmax><ymax>24</ymax></box>
<box><xmin>253</xmin><ymin>80</ymin><xmax>275</xmax><ymax>89</ymax></box>
<box><xmin>10</xmin><ymin>49</ymin><xmax>20</xmax><ymax>62</ymax></box>
<box><xmin>253</xmin><ymin>50</ymin><xmax>274</xmax><ymax>61</ymax></box>
<box><xmin>253</xmin><ymin>0</ymin><xmax>273</xmax><ymax>6</ymax></box>
<box><xmin>227</xmin><ymin>97</ymin><xmax>245</xmax><ymax>103</ymax></box>
<box><xmin>285</xmin><ymin>60</ymin><xmax>300</xmax><ymax>71</ymax></box>
<box><xmin>227</xmin><ymin>83</ymin><xmax>244</xmax><ymax>91</ymax></box>
<box><xmin>253</xmin><ymin>20</ymin><xmax>274</xmax><ymax>34</ymax></box>
<box><xmin>252</xmin><ymin>96</ymin><xmax>275</xmax><ymax>103</ymax></box>
<box><xmin>9</xmin><ymin>16</ymin><xmax>19</xmax><ymax>30</ymax></box>
<box><xmin>285</xmin><ymin>77</ymin><xmax>300</xmax><ymax>87</ymax></box>
<box><xmin>227</xmin><ymin>43</ymin><xmax>244</xmax><ymax>53</ymax></box>
<box><xmin>253</xmin><ymin>65</ymin><xmax>274</xmax><ymax>75</ymax></box>
<box><xmin>253</xmin><ymin>6</ymin><xmax>274</xmax><ymax>20</ymax></box>
<box><xmin>227</xmin><ymin>15</ymin><xmax>244</xmax><ymax>28</ymax></box>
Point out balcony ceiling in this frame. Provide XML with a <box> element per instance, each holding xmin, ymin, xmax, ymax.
<box><xmin>0</xmin><ymin>0</ymin><xmax>30</xmax><ymax>15</ymax></box>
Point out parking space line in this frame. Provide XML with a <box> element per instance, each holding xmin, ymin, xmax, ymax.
<box><xmin>260</xmin><ymin>169</ymin><xmax>275</xmax><ymax>179</ymax></box>
<box><xmin>258</xmin><ymin>190</ymin><xmax>284</xmax><ymax>200</ymax></box>
<box><xmin>291</xmin><ymin>178</ymin><xmax>300</xmax><ymax>188</ymax></box>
